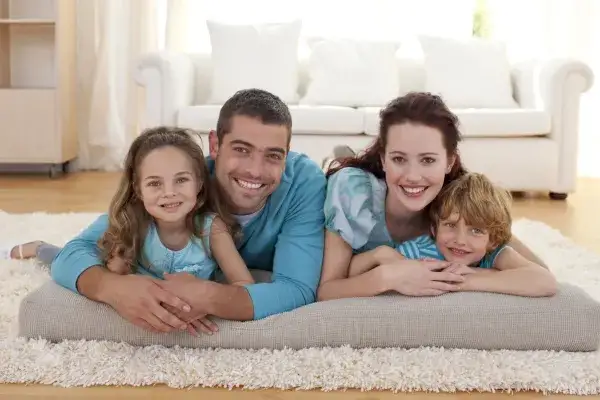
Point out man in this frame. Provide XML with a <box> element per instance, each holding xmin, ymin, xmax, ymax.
<box><xmin>50</xmin><ymin>88</ymin><xmax>327</xmax><ymax>334</ymax></box>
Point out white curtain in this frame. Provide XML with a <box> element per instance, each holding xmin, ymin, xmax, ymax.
<box><xmin>487</xmin><ymin>0</ymin><xmax>600</xmax><ymax>177</ymax></box>
<box><xmin>75</xmin><ymin>0</ymin><xmax>477</xmax><ymax>171</ymax></box>
<box><xmin>75</xmin><ymin>0</ymin><xmax>161</xmax><ymax>171</ymax></box>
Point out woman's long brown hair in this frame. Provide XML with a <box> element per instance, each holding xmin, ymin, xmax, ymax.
<box><xmin>97</xmin><ymin>126</ymin><xmax>240</xmax><ymax>271</ymax></box>
<box><xmin>326</xmin><ymin>92</ymin><xmax>467</xmax><ymax>186</ymax></box>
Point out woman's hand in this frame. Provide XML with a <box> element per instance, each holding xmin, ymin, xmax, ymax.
<box><xmin>381</xmin><ymin>259</ymin><xmax>466</xmax><ymax>296</ymax></box>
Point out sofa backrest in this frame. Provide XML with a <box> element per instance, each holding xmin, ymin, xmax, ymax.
<box><xmin>186</xmin><ymin>51</ymin><xmax>428</xmax><ymax>105</ymax></box>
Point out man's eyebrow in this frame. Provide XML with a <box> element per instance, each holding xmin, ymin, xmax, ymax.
<box><xmin>230</xmin><ymin>139</ymin><xmax>285</xmax><ymax>154</ymax></box>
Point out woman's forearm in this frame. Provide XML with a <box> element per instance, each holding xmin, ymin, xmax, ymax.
<box><xmin>462</xmin><ymin>267</ymin><xmax>557</xmax><ymax>297</ymax></box>
<box><xmin>317</xmin><ymin>265</ymin><xmax>390</xmax><ymax>301</ymax></box>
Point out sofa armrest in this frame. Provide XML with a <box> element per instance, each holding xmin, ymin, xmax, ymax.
<box><xmin>135</xmin><ymin>52</ymin><xmax>195</xmax><ymax>128</ymax></box>
<box><xmin>512</xmin><ymin>58</ymin><xmax>594</xmax><ymax>192</ymax></box>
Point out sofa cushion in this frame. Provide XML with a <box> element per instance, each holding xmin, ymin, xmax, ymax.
<box><xmin>361</xmin><ymin>107</ymin><xmax>551</xmax><ymax>138</ymax></box>
<box><xmin>18</xmin><ymin>280</ymin><xmax>600</xmax><ymax>352</ymax></box>
<box><xmin>178</xmin><ymin>105</ymin><xmax>365</xmax><ymax>135</ymax></box>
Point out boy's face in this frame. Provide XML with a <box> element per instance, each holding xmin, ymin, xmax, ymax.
<box><xmin>434</xmin><ymin>212</ymin><xmax>491</xmax><ymax>266</ymax></box>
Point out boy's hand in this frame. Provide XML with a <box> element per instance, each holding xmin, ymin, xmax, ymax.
<box><xmin>444</xmin><ymin>263</ymin><xmax>479</xmax><ymax>276</ymax></box>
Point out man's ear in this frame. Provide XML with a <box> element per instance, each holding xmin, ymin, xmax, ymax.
<box><xmin>208</xmin><ymin>130</ymin><xmax>219</xmax><ymax>159</ymax></box>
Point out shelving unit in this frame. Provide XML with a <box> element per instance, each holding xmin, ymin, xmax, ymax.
<box><xmin>0</xmin><ymin>0</ymin><xmax>76</xmax><ymax>178</ymax></box>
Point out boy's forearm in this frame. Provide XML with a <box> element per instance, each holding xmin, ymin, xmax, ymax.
<box><xmin>462</xmin><ymin>268</ymin><xmax>557</xmax><ymax>297</ymax></box>
<box><xmin>508</xmin><ymin>236</ymin><xmax>547</xmax><ymax>269</ymax></box>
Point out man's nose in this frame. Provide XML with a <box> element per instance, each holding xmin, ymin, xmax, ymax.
<box><xmin>245</xmin><ymin>157</ymin><xmax>263</xmax><ymax>178</ymax></box>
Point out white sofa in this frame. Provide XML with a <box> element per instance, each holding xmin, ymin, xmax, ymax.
<box><xmin>135</xmin><ymin>43</ymin><xmax>594</xmax><ymax>199</ymax></box>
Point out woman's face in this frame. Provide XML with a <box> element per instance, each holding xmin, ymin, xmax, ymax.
<box><xmin>381</xmin><ymin>122</ymin><xmax>455</xmax><ymax>214</ymax></box>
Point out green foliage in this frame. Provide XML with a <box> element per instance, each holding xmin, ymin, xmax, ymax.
<box><xmin>472</xmin><ymin>0</ymin><xmax>490</xmax><ymax>38</ymax></box>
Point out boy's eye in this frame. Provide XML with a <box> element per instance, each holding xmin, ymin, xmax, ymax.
<box><xmin>472</xmin><ymin>228</ymin><xmax>485</xmax><ymax>235</ymax></box>
<box><xmin>444</xmin><ymin>222</ymin><xmax>455</xmax><ymax>228</ymax></box>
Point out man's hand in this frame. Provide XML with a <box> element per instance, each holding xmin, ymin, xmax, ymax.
<box><xmin>156</xmin><ymin>273</ymin><xmax>217</xmax><ymax>331</ymax></box>
<box><xmin>101</xmin><ymin>273</ymin><xmax>192</xmax><ymax>333</ymax></box>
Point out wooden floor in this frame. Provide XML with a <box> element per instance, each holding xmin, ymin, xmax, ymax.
<box><xmin>0</xmin><ymin>171</ymin><xmax>599</xmax><ymax>399</ymax></box>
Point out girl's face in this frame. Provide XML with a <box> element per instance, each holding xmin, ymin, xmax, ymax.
<box><xmin>137</xmin><ymin>146</ymin><xmax>201</xmax><ymax>226</ymax></box>
<box><xmin>381</xmin><ymin>122</ymin><xmax>455</xmax><ymax>215</ymax></box>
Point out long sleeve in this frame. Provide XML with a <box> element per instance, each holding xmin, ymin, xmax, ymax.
<box><xmin>50</xmin><ymin>214</ymin><xmax>109</xmax><ymax>292</ymax></box>
<box><xmin>244</xmin><ymin>167</ymin><xmax>327</xmax><ymax>319</ymax></box>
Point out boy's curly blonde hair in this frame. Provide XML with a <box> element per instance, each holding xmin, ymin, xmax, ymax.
<box><xmin>429</xmin><ymin>172</ymin><xmax>513</xmax><ymax>248</ymax></box>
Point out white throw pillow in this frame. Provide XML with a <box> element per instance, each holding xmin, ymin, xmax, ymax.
<box><xmin>419</xmin><ymin>35</ymin><xmax>518</xmax><ymax>108</ymax></box>
<box><xmin>300</xmin><ymin>38</ymin><xmax>400</xmax><ymax>107</ymax></box>
<box><xmin>206</xmin><ymin>20</ymin><xmax>302</xmax><ymax>104</ymax></box>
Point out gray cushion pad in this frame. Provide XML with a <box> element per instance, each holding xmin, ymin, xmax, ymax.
<box><xmin>18</xmin><ymin>280</ymin><xmax>600</xmax><ymax>351</ymax></box>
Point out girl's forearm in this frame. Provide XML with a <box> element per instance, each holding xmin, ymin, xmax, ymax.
<box><xmin>461</xmin><ymin>267</ymin><xmax>557</xmax><ymax>297</ymax></box>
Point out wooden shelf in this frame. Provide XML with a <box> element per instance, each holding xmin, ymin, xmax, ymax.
<box><xmin>0</xmin><ymin>19</ymin><xmax>55</xmax><ymax>25</ymax></box>
<box><xmin>0</xmin><ymin>0</ymin><xmax>77</xmax><ymax>172</ymax></box>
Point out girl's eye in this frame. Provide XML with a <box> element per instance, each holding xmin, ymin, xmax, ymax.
<box><xmin>147</xmin><ymin>181</ymin><xmax>160</xmax><ymax>187</ymax></box>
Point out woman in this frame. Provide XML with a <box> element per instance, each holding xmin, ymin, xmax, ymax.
<box><xmin>317</xmin><ymin>92</ymin><xmax>547</xmax><ymax>301</ymax></box>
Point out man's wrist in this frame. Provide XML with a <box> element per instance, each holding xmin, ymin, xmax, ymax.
<box><xmin>202</xmin><ymin>279</ymin><xmax>254</xmax><ymax>320</ymax></box>
<box><xmin>76</xmin><ymin>266</ymin><xmax>118</xmax><ymax>304</ymax></box>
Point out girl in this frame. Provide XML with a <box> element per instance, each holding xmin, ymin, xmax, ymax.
<box><xmin>317</xmin><ymin>92</ymin><xmax>549</xmax><ymax>300</ymax></box>
<box><xmin>346</xmin><ymin>172</ymin><xmax>557</xmax><ymax>297</ymax></box>
<box><xmin>4</xmin><ymin>127</ymin><xmax>255</xmax><ymax>334</ymax></box>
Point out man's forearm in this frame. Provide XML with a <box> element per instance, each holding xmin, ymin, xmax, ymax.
<box><xmin>76</xmin><ymin>265</ymin><xmax>117</xmax><ymax>304</ymax></box>
<box><xmin>203</xmin><ymin>280</ymin><xmax>254</xmax><ymax>321</ymax></box>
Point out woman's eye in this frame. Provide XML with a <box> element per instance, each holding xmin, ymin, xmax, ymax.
<box><xmin>392</xmin><ymin>156</ymin><xmax>405</xmax><ymax>163</ymax></box>
<box><xmin>147</xmin><ymin>181</ymin><xmax>160</xmax><ymax>187</ymax></box>
<box><xmin>422</xmin><ymin>157</ymin><xmax>436</xmax><ymax>164</ymax></box>
<box><xmin>177</xmin><ymin>177</ymin><xmax>189</xmax><ymax>183</ymax></box>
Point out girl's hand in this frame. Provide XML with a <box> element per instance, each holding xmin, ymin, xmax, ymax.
<box><xmin>382</xmin><ymin>259</ymin><xmax>465</xmax><ymax>296</ymax></box>
<box><xmin>186</xmin><ymin>316</ymin><xmax>219</xmax><ymax>336</ymax></box>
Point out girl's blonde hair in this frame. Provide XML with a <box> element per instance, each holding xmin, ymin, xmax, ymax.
<box><xmin>429</xmin><ymin>172</ymin><xmax>512</xmax><ymax>248</ymax></box>
<box><xmin>98</xmin><ymin>126</ymin><xmax>239</xmax><ymax>271</ymax></box>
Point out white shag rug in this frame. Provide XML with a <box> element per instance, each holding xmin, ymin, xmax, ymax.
<box><xmin>0</xmin><ymin>210</ymin><xmax>599</xmax><ymax>394</ymax></box>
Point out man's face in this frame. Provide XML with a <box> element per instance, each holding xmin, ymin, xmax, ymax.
<box><xmin>210</xmin><ymin>115</ymin><xmax>289</xmax><ymax>215</ymax></box>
